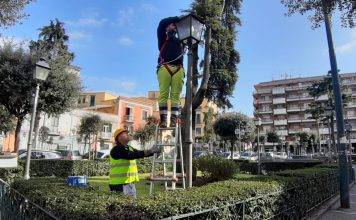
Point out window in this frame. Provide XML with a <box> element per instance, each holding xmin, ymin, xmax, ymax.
<box><xmin>82</xmin><ymin>96</ymin><xmax>86</xmax><ymax>104</ymax></box>
<box><xmin>89</xmin><ymin>95</ymin><xmax>95</xmax><ymax>106</ymax></box>
<box><xmin>125</xmin><ymin>125</ymin><xmax>134</xmax><ymax>134</ymax></box>
<box><xmin>102</xmin><ymin>124</ymin><xmax>112</xmax><ymax>133</ymax></box>
<box><xmin>196</xmin><ymin>127</ymin><xmax>202</xmax><ymax>135</ymax></box>
<box><xmin>142</xmin><ymin>110</ymin><xmax>149</xmax><ymax>121</ymax></box>
<box><xmin>196</xmin><ymin>113</ymin><xmax>202</xmax><ymax>124</ymax></box>
<box><xmin>51</xmin><ymin>116</ymin><xmax>59</xmax><ymax>127</ymax></box>
<box><xmin>125</xmin><ymin>107</ymin><xmax>132</xmax><ymax>116</ymax></box>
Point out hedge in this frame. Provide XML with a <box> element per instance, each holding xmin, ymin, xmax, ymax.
<box><xmin>1</xmin><ymin>158</ymin><xmax>162</xmax><ymax>179</ymax></box>
<box><xmin>235</xmin><ymin>160</ymin><xmax>323</xmax><ymax>174</ymax></box>
<box><xmin>9</xmin><ymin>167</ymin><xmax>339</xmax><ymax>219</ymax></box>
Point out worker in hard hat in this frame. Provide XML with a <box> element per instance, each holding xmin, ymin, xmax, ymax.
<box><xmin>157</xmin><ymin>16</ymin><xmax>184</xmax><ymax>128</ymax></box>
<box><xmin>109</xmin><ymin>127</ymin><xmax>160</xmax><ymax>196</ymax></box>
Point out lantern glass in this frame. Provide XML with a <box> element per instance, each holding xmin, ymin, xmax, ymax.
<box><xmin>176</xmin><ymin>14</ymin><xmax>205</xmax><ymax>44</ymax></box>
<box><xmin>176</xmin><ymin>16</ymin><xmax>191</xmax><ymax>42</ymax></box>
<box><xmin>34</xmin><ymin>60</ymin><xmax>50</xmax><ymax>81</ymax></box>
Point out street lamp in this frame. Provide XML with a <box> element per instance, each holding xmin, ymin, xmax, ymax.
<box><xmin>235</xmin><ymin>124</ymin><xmax>245</xmax><ymax>155</ymax></box>
<box><xmin>175</xmin><ymin>14</ymin><xmax>205</xmax><ymax>188</ymax></box>
<box><xmin>24</xmin><ymin>59</ymin><xmax>51</xmax><ymax>180</ymax></box>
<box><xmin>254</xmin><ymin>118</ymin><xmax>262</xmax><ymax>174</ymax></box>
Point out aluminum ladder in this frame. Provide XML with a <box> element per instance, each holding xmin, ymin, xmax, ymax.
<box><xmin>149</xmin><ymin>123</ymin><xmax>186</xmax><ymax>194</ymax></box>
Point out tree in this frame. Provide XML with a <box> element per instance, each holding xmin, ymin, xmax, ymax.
<box><xmin>38</xmin><ymin>126</ymin><xmax>49</xmax><ymax>149</ymax></box>
<box><xmin>202</xmin><ymin>107</ymin><xmax>215</xmax><ymax>143</ymax></box>
<box><xmin>0</xmin><ymin>42</ymin><xmax>37</xmax><ymax>152</ymax></box>
<box><xmin>281</xmin><ymin>0</ymin><xmax>355</xmax><ymax>28</ymax></box>
<box><xmin>267</xmin><ymin>131</ymin><xmax>280</xmax><ymax>152</ymax></box>
<box><xmin>213</xmin><ymin>112</ymin><xmax>254</xmax><ymax>159</ymax></box>
<box><xmin>307</xmin><ymin>75</ymin><xmax>350</xmax><ymax>153</ymax></box>
<box><xmin>78</xmin><ymin>115</ymin><xmax>102</xmax><ymax>159</ymax></box>
<box><xmin>297</xmin><ymin>132</ymin><xmax>310</xmax><ymax>154</ymax></box>
<box><xmin>0</xmin><ymin>105</ymin><xmax>15</xmax><ymax>134</ymax></box>
<box><xmin>29</xmin><ymin>19</ymin><xmax>81</xmax><ymax>149</ymax></box>
<box><xmin>0</xmin><ymin>0</ymin><xmax>33</xmax><ymax>29</ymax></box>
<box><xmin>133</xmin><ymin>116</ymin><xmax>158</xmax><ymax>149</ymax></box>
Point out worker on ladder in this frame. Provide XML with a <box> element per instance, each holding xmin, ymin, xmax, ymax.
<box><xmin>157</xmin><ymin>16</ymin><xmax>185</xmax><ymax>128</ymax></box>
<box><xmin>109</xmin><ymin>127</ymin><xmax>160</xmax><ymax>196</ymax></box>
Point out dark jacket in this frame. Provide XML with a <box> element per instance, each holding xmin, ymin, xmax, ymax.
<box><xmin>157</xmin><ymin>16</ymin><xmax>183</xmax><ymax>66</ymax></box>
<box><xmin>109</xmin><ymin>143</ymin><xmax>152</xmax><ymax>191</ymax></box>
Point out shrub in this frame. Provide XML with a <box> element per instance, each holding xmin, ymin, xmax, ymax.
<box><xmin>10</xmin><ymin>167</ymin><xmax>339</xmax><ymax>219</ymax></box>
<box><xmin>0</xmin><ymin>166</ymin><xmax>23</xmax><ymax>183</ymax></box>
<box><xmin>195</xmin><ymin>155</ymin><xmax>238</xmax><ymax>181</ymax></box>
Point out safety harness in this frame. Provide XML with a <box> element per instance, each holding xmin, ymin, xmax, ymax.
<box><xmin>158</xmin><ymin>35</ymin><xmax>184</xmax><ymax>76</ymax></box>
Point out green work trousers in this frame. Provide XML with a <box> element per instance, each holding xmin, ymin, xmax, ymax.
<box><xmin>157</xmin><ymin>65</ymin><xmax>185</xmax><ymax>110</ymax></box>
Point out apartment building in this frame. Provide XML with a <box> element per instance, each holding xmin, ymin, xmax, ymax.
<box><xmin>79</xmin><ymin>92</ymin><xmax>156</xmax><ymax>134</ymax></box>
<box><xmin>253</xmin><ymin>73</ymin><xmax>356</xmax><ymax>152</ymax></box>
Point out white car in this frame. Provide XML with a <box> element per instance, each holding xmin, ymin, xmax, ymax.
<box><xmin>274</xmin><ymin>152</ymin><xmax>288</xmax><ymax>160</ymax></box>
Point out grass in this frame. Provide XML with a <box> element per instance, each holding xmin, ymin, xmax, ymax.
<box><xmin>89</xmin><ymin>173</ymin><xmax>165</xmax><ymax>197</ymax></box>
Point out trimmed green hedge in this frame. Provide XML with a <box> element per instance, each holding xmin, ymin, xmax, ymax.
<box><xmin>10</xmin><ymin>167</ymin><xmax>339</xmax><ymax>219</ymax></box>
<box><xmin>235</xmin><ymin>160</ymin><xmax>323</xmax><ymax>174</ymax></box>
<box><xmin>0</xmin><ymin>158</ymin><xmax>163</xmax><ymax>183</ymax></box>
<box><xmin>195</xmin><ymin>155</ymin><xmax>238</xmax><ymax>181</ymax></box>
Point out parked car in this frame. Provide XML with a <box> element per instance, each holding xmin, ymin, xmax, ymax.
<box><xmin>222</xmin><ymin>152</ymin><xmax>240</xmax><ymax>159</ymax></box>
<box><xmin>274</xmin><ymin>152</ymin><xmax>288</xmax><ymax>160</ymax></box>
<box><xmin>193</xmin><ymin>151</ymin><xmax>208</xmax><ymax>158</ymax></box>
<box><xmin>18</xmin><ymin>150</ymin><xmax>62</xmax><ymax>160</ymax></box>
<box><xmin>56</xmin><ymin>149</ymin><xmax>82</xmax><ymax>160</ymax></box>
<box><xmin>97</xmin><ymin>150</ymin><xmax>110</xmax><ymax>159</ymax></box>
<box><xmin>240</xmin><ymin>151</ymin><xmax>257</xmax><ymax>161</ymax></box>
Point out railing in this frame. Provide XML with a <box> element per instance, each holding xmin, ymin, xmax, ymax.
<box><xmin>124</xmin><ymin>115</ymin><xmax>133</xmax><ymax>122</ymax></box>
<box><xmin>0</xmin><ymin>178</ymin><xmax>58</xmax><ymax>220</ymax></box>
<box><xmin>164</xmin><ymin>174</ymin><xmax>339</xmax><ymax>219</ymax></box>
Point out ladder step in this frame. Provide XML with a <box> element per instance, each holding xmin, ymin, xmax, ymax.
<box><xmin>164</xmin><ymin>173</ymin><xmax>185</xmax><ymax>178</ymax></box>
<box><xmin>150</xmin><ymin>177</ymin><xmax>179</xmax><ymax>182</ymax></box>
<box><xmin>156</xmin><ymin>143</ymin><xmax>176</xmax><ymax>146</ymax></box>
<box><xmin>158</xmin><ymin>127</ymin><xmax>176</xmax><ymax>131</ymax></box>
<box><xmin>154</xmin><ymin>159</ymin><xmax>181</xmax><ymax>163</ymax></box>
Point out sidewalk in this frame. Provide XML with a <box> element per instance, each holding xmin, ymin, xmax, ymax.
<box><xmin>317</xmin><ymin>184</ymin><xmax>356</xmax><ymax>220</ymax></box>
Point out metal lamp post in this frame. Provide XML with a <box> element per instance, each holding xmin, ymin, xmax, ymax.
<box><xmin>254</xmin><ymin>118</ymin><xmax>262</xmax><ymax>174</ymax></box>
<box><xmin>322</xmin><ymin>0</ymin><xmax>350</xmax><ymax>208</ymax></box>
<box><xmin>24</xmin><ymin>59</ymin><xmax>51</xmax><ymax>180</ymax></box>
<box><xmin>175</xmin><ymin>14</ymin><xmax>205</xmax><ymax>188</ymax></box>
<box><xmin>235</xmin><ymin>124</ymin><xmax>245</xmax><ymax>156</ymax></box>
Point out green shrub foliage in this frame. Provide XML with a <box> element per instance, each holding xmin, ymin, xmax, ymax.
<box><xmin>9</xmin><ymin>167</ymin><xmax>340</xmax><ymax>219</ymax></box>
<box><xmin>196</xmin><ymin>155</ymin><xmax>238</xmax><ymax>181</ymax></box>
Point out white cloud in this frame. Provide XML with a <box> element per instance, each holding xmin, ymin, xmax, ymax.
<box><xmin>140</xmin><ymin>3</ymin><xmax>157</xmax><ymax>13</ymax></box>
<box><xmin>120</xmin><ymin>81</ymin><xmax>136</xmax><ymax>91</ymax></box>
<box><xmin>67</xmin><ymin>17</ymin><xmax>107</xmax><ymax>27</ymax></box>
<box><xmin>118</xmin><ymin>36</ymin><xmax>133</xmax><ymax>46</ymax></box>
<box><xmin>336</xmin><ymin>30</ymin><xmax>356</xmax><ymax>54</ymax></box>
<box><xmin>117</xmin><ymin>7</ymin><xmax>134</xmax><ymax>26</ymax></box>
<box><xmin>68</xmin><ymin>31</ymin><xmax>92</xmax><ymax>42</ymax></box>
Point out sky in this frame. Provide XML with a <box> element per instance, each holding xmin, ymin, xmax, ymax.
<box><xmin>1</xmin><ymin>0</ymin><xmax>356</xmax><ymax>117</ymax></box>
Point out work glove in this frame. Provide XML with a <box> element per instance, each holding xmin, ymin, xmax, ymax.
<box><xmin>145</xmin><ymin>145</ymin><xmax>161</xmax><ymax>156</ymax></box>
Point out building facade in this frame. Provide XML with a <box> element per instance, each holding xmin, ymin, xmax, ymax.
<box><xmin>253</xmin><ymin>73</ymin><xmax>356</xmax><ymax>153</ymax></box>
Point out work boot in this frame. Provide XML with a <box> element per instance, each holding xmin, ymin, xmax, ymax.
<box><xmin>159</xmin><ymin>115</ymin><xmax>167</xmax><ymax>128</ymax></box>
<box><xmin>170</xmin><ymin>115</ymin><xmax>177</xmax><ymax>128</ymax></box>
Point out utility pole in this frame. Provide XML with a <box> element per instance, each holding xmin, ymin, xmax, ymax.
<box><xmin>322</xmin><ymin>0</ymin><xmax>350</xmax><ymax>208</ymax></box>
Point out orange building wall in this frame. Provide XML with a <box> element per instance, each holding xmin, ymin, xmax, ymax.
<box><xmin>1</xmin><ymin>133</ymin><xmax>15</xmax><ymax>153</ymax></box>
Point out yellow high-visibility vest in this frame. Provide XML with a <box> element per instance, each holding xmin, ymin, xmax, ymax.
<box><xmin>109</xmin><ymin>146</ymin><xmax>139</xmax><ymax>185</ymax></box>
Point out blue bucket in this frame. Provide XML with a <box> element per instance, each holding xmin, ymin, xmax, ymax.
<box><xmin>66</xmin><ymin>176</ymin><xmax>88</xmax><ymax>187</ymax></box>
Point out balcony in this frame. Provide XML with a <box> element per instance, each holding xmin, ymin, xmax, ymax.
<box><xmin>347</xmin><ymin>103</ymin><xmax>356</xmax><ymax>108</ymax></box>
<box><xmin>299</xmin><ymin>96</ymin><xmax>314</xmax><ymax>101</ymax></box>
<box><xmin>254</xmin><ymin>88</ymin><xmax>271</xmax><ymax>95</ymax></box>
<box><xmin>274</xmin><ymin>108</ymin><xmax>287</xmax><ymax>115</ymax></box>
<box><xmin>274</xmin><ymin>119</ymin><xmax>287</xmax><ymax>126</ymax></box>
<box><xmin>276</xmin><ymin>130</ymin><xmax>288</xmax><ymax>136</ymax></box>
<box><xmin>316</xmin><ymin>94</ymin><xmax>328</xmax><ymax>101</ymax></box>
<box><xmin>302</xmin><ymin>128</ymin><xmax>311</xmax><ymax>132</ymax></box>
<box><xmin>261</xmin><ymin>120</ymin><xmax>273</xmax><ymax>125</ymax></box>
<box><xmin>257</xmin><ymin>110</ymin><xmax>273</xmax><ymax>114</ymax></box>
<box><xmin>348</xmin><ymin>114</ymin><xmax>356</xmax><ymax>120</ymax></box>
<box><xmin>319</xmin><ymin>128</ymin><xmax>329</xmax><ymax>135</ymax></box>
<box><xmin>101</xmin><ymin>132</ymin><xmax>112</xmax><ymax>140</ymax></box>
<box><xmin>287</xmin><ymin>108</ymin><xmax>301</xmax><ymax>113</ymax></box>
<box><xmin>288</xmin><ymin>119</ymin><xmax>301</xmax><ymax>123</ymax></box>
<box><xmin>288</xmin><ymin>130</ymin><xmax>300</xmax><ymax>134</ymax></box>
<box><xmin>285</xmin><ymin>86</ymin><xmax>300</xmax><ymax>91</ymax></box>
<box><xmin>286</xmin><ymin>96</ymin><xmax>300</xmax><ymax>102</ymax></box>
<box><xmin>272</xmin><ymin>87</ymin><xmax>285</xmax><ymax>95</ymax></box>
<box><xmin>343</xmin><ymin>80</ymin><xmax>356</xmax><ymax>85</ymax></box>
<box><xmin>124</xmin><ymin>115</ymin><xmax>133</xmax><ymax>122</ymax></box>
<box><xmin>273</xmin><ymin>98</ymin><xmax>286</xmax><ymax>104</ymax></box>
